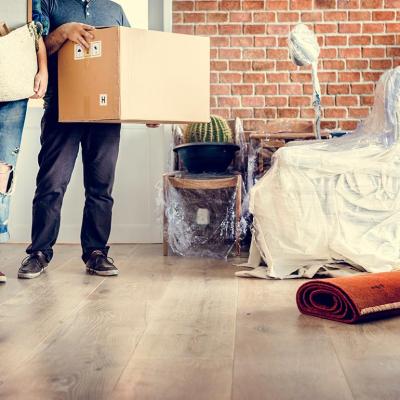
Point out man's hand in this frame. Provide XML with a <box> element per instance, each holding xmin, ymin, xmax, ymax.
<box><xmin>146</xmin><ymin>124</ymin><xmax>160</xmax><ymax>128</ymax></box>
<box><xmin>30</xmin><ymin>68</ymin><xmax>48</xmax><ymax>99</ymax></box>
<box><xmin>61</xmin><ymin>22</ymin><xmax>95</xmax><ymax>49</ymax></box>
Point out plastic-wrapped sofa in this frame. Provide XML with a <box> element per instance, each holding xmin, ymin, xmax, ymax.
<box><xmin>242</xmin><ymin>67</ymin><xmax>400</xmax><ymax>279</ymax></box>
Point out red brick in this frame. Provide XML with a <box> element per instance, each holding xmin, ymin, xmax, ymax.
<box><xmin>301</xmin><ymin>108</ymin><xmax>317</xmax><ymax>118</ymax></box>
<box><xmin>301</xmin><ymin>12</ymin><xmax>323</xmax><ymax>22</ymax></box>
<box><xmin>219</xmin><ymin>1</ymin><xmax>241</xmax><ymax>10</ymax></box>
<box><xmin>196</xmin><ymin>24</ymin><xmax>217</xmax><ymax>35</ymax></box>
<box><xmin>315</xmin><ymin>24</ymin><xmax>338</xmax><ymax>34</ymax></box>
<box><xmin>351</xmin><ymin>83</ymin><xmax>374</xmax><ymax>94</ymax></box>
<box><xmin>266</xmin><ymin>0</ymin><xmax>289</xmax><ymax>10</ymax></box>
<box><xmin>219</xmin><ymin>48</ymin><xmax>242</xmax><ymax>59</ymax></box>
<box><xmin>323</xmin><ymin>60</ymin><xmax>345</xmax><ymax>70</ymax></box>
<box><xmin>232</xmin><ymin>85</ymin><xmax>254</xmax><ymax>95</ymax></box>
<box><xmin>290</xmin><ymin>0</ymin><xmax>312</xmax><ymax>9</ymax></box>
<box><xmin>242</xmin><ymin>96</ymin><xmax>265</xmax><ymax>107</ymax></box>
<box><xmin>267</xmin><ymin>72</ymin><xmax>290</xmax><ymax>82</ymax></box>
<box><xmin>229</xmin><ymin>61</ymin><xmax>252</xmax><ymax>70</ymax></box>
<box><xmin>319</xmin><ymin>71</ymin><xmax>337</xmax><ymax>82</ymax></box>
<box><xmin>218</xmin><ymin>96</ymin><xmax>240</xmax><ymax>107</ymax></box>
<box><xmin>349</xmin><ymin>35</ymin><xmax>372</xmax><ymax>45</ymax></box>
<box><xmin>278</xmin><ymin>108</ymin><xmax>300</xmax><ymax>118</ymax></box>
<box><xmin>211</xmin><ymin>84</ymin><xmax>230</xmax><ymax>95</ymax></box>
<box><xmin>254</xmin><ymin>12</ymin><xmax>276</xmax><ymax>22</ymax></box>
<box><xmin>184</xmin><ymin>12</ymin><xmax>206</xmax><ymax>23</ymax></box>
<box><xmin>231</xmin><ymin>36</ymin><xmax>254</xmax><ymax>46</ymax></box>
<box><xmin>279</xmin><ymin>84</ymin><xmax>302</xmax><ymax>95</ymax></box>
<box><xmin>289</xmin><ymin>96</ymin><xmax>311</xmax><ymax>106</ymax></box>
<box><xmin>173</xmin><ymin>13</ymin><xmax>183</xmax><ymax>24</ymax></box>
<box><xmin>253</xmin><ymin>61</ymin><xmax>275</xmax><ymax>70</ymax></box>
<box><xmin>362</xmin><ymin>47</ymin><xmax>385</xmax><ymax>58</ymax></box>
<box><xmin>346</xmin><ymin>59</ymin><xmax>369</xmax><ymax>69</ymax></box>
<box><xmin>207</xmin><ymin>12</ymin><xmax>229</xmax><ymax>22</ymax></box>
<box><xmin>386</xmin><ymin>23</ymin><xmax>400</xmax><ymax>33</ymax></box>
<box><xmin>211</xmin><ymin>108</ymin><xmax>230</xmax><ymax>119</ymax></box>
<box><xmin>267</xmin><ymin>48</ymin><xmax>289</xmax><ymax>60</ymax></box>
<box><xmin>361</xmin><ymin>0</ymin><xmax>383</xmax><ymax>6</ymax></box>
<box><xmin>218</xmin><ymin>24</ymin><xmax>242</xmax><ymax>35</ymax></box>
<box><xmin>290</xmin><ymin>72</ymin><xmax>312</xmax><ymax>82</ymax></box>
<box><xmin>327</xmin><ymin>84</ymin><xmax>350</xmax><ymax>95</ymax></box>
<box><xmin>243</xmin><ymin>119</ymin><xmax>267</xmax><ymax>132</ymax></box>
<box><xmin>242</xmin><ymin>1</ymin><xmax>265</xmax><ymax>9</ymax></box>
<box><xmin>339</xmin><ymin>72</ymin><xmax>361</xmax><ymax>82</ymax></box>
<box><xmin>211</xmin><ymin>61</ymin><xmax>228</xmax><ymax>71</ymax></box>
<box><xmin>254</xmin><ymin>108</ymin><xmax>277</xmax><ymax>118</ymax></box>
<box><xmin>173</xmin><ymin>1</ymin><xmax>194</xmax><ymax>11</ymax></box>
<box><xmin>339</xmin><ymin>48</ymin><xmax>361</xmax><ymax>58</ymax></box>
<box><xmin>276</xmin><ymin>61</ymin><xmax>298</xmax><ymax>70</ymax></box>
<box><xmin>266</xmin><ymin>96</ymin><xmax>288</xmax><ymax>106</ymax></box>
<box><xmin>211</xmin><ymin>37</ymin><xmax>230</xmax><ymax>47</ymax></box>
<box><xmin>255</xmin><ymin>84</ymin><xmax>278</xmax><ymax>95</ymax></box>
<box><xmin>278</xmin><ymin>12</ymin><xmax>300</xmax><ymax>22</ymax></box>
<box><xmin>340</xmin><ymin>121</ymin><xmax>358</xmax><ymax>131</ymax></box>
<box><xmin>243</xmin><ymin>49</ymin><xmax>266</xmax><ymax>59</ymax></box>
<box><xmin>219</xmin><ymin>73</ymin><xmax>242</xmax><ymax>83</ymax></box>
<box><xmin>339</xmin><ymin>23</ymin><xmax>361</xmax><ymax>34</ymax></box>
<box><xmin>325</xmin><ymin>108</ymin><xmax>347</xmax><ymax>118</ymax></box>
<box><xmin>373</xmin><ymin>35</ymin><xmax>395</xmax><ymax>45</ymax></box>
<box><xmin>244</xmin><ymin>25</ymin><xmax>266</xmax><ymax>34</ymax></box>
<box><xmin>321</xmin><ymin>121</ymin><xmax>337</xmax><ymax>130</ymax></box>
<box><xmin>363</xmin><ymin>71</ymin><xmax>383</xmax><ymax>81</ymax></box>
<box><xmin>370</xmin><ymin>59</ymin><xmax>393</xmax><ymax>69</ymax></box>
<box><xmin>315</xmin><ymin>0</ymin><xmax>336</xmax><ymax>8</ymax></box>
<box><xmin>195</xmin><ymin>1</ymin><xmax>218</xmax><ymax>10</ymax></box>
<box><xmin>324</xmin><ymin>11</ymin><xmax>347</xmax><ymax>21</ymax></box>
<box><xmin>363</xmin><ymin>23</ymin><xmax>385</xmax><ymax>34</ymax></box>
<box><xmin>349</xmin><ymin>108</ymin><xmax>370</xmax><ymax>118</ymax></box>
<box><xmin>325</xmin><ymin>35</ymin><xmax>347</xmax><ymax>46</ymax></box>
<box><xmin>373</xmin><ymin>11</ymin><xmax>395</xmax><ymax>21</ymax></box>
<box><xmin>231</xmin><ymin>108</ymin><xmax>254</xmax><ymax>118</ymax></box>
<box><xmin>387</xmin><ymin>47</ymin><xmax>400</xmax><ymax>56</ymax></box>
<box><xmin>230</xmin><ymin>12</ymin><xmax>253</xmax><ymax>22</ymax></box>
<box><xmin>386</xmin><ymin>0</ymin><xmax>400</xmax><ymax>6</ymax></box>
<box><xmin>173</xmin><ymin>24</ymin><xmax>194</xmax><ymax>34</ymax></box>
<box><xmin>244</xmin><ymin>73</ymin><xmax>266</xmax><ymax>83</ymax></box>
<box><xmin>336</xmin><ymin>96</ymin><xmax>359</xmax><ymax>106</ymax></box>
<box><xmin>254</xmin><ymin>36</ymin><xmax>277</xmax><ymax>47</ymax></box>
<box><xmin>337</xmin><ymin>0</ymin><xmax>360</xmax><ymax>8</ymax></box>
<box><xmin>267</xmin><ymin>25</ymin><xmax>290</xmax><ymax>35</ymax></box>
<box><xmin>349</xmin><ymin>11</ymin><xmax>371</xmax><ymax>21</ymax></box>
<box><xmin>360</xmin><ymin>96</ymin><xmax>375</xmax><ymax>106</ymax></box>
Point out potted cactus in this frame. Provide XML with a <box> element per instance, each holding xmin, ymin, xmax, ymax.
<box><xmin>174</xmin><ymin>115</ymin><xmax>240</xmax><ymax>173</ymax></box>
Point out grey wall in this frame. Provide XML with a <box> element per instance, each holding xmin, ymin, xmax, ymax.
<box><xmin>148</xmin><ymin>0</ymin><xmax>164</xmax><ymax>31</ymax></box>
<box><xmin>0</xmin><ymin>0</ymin><xmax>29</xmax><ymax>30</ymax></box>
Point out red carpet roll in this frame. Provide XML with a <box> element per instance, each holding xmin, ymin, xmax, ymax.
<box><xmin>296</xmin><ymin>271</ymin><xmax>400</xmax><ymax>324</ymax></box>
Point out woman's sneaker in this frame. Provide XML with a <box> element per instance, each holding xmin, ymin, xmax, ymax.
<box><xmin>86</xmin><ymin>250</ymin><xmax>119</xmax><ymax>276</ymax></box>
<box><xmin>0</xmin><ymin>271</ymin><xmax>6</xmax><ymax>283</ymax></box>
<box><xmin>18</xmin><ymin>251</ymin><xmax>48</xmax><ymax>279</ymax></box>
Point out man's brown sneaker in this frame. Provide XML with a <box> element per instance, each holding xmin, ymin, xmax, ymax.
<box><xmin>0</xmin><ymin>271</ymin><xmax>6</xmax><ymax>283</ymax></box>
<box><xmin>86</xmin><ymin>250</ymin><xmax>119</xmax><ymax>277</ymax></box>
<box><xmin>18</xmin><ymin>251</ymin><xmax>48</xmax><ymax>279</ymax></box>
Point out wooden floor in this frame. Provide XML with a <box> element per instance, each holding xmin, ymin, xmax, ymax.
<box><xmin>0</xmin><ymin>244</ymin><xmax>399</xmax><ymax>400</ymax></box>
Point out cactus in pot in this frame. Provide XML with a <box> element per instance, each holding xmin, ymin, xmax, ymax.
<box><xmin>184</xmin><ymin>115</ymin><xmax>233</xmax><ymax>143</ymax></box>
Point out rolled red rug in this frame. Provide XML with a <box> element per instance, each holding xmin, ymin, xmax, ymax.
<box><xmin>296</xmin><ymin>271</ymin><xmax>400</xmax><ymax>324</ymax></box>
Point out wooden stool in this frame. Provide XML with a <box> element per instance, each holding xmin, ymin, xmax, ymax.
<box><xmin>163</xmin><ymin>172</ymin><xmax>242</xmax><ymax>257</ymax></box>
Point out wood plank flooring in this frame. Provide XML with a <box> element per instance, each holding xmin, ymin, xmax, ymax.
<box><xmin>0</xmin><ymin>244</ymin><xmax>399</xmax><ymax>400</ymax></box>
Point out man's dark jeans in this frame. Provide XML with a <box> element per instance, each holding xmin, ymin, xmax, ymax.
<box><xmin>26</xmin><ymin>110</ymin><xmax>121</xmax><ymax>263</ymax></box>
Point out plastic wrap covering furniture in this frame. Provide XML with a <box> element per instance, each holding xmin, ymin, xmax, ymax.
<box><xmin>163</xmin><ymin>172</ymin><xmax>243</xmax><ymax>259</ymax></box>
<box><xmin>243</xmin><ymin>67</ymin><xmax>400</xmax><ymax>279</ymax></box>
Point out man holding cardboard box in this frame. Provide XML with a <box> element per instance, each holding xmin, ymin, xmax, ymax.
<box><xmin>18</xmin><ymin>0</ymin><xmax>142</xmax><ymax>279</ymax></box>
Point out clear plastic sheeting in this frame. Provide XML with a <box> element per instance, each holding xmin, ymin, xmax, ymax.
<box><xmin>242</xmin><ymin>67</ymin><xmax>400</xmax><ymax>279</ymax></box>
<box><xmin>164</xmin><ymin>173</ymin><xmax>243</xmax><ymax>259</ymax></box>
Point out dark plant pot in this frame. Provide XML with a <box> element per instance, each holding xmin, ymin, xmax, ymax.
<box><xmin>174</xmin><ymin>143</ymin><xmax>240</xmax><ymax>174</ymax></box>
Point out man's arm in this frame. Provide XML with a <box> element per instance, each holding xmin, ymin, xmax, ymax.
<box><xmin>44</xmin><ymin>22</ymin><xmax>95</xmax><ymax>56</ymax></box>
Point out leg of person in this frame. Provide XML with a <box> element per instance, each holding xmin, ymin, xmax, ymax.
<box><xmin>81</xmin><ymin>122</ymin><xmax>121</xmax><ymax>276</ymax></box>
<box><xmin>19</xmin><ymin>111</ymin><xmax>81</xmax><ymax>279</ymax></box>
<box><xmin>0</xmin><ymin>99</ymin><xmax>28</xmax><ymax>283</ymax></box>
<box><xmin>0</xmin><ymin>100</ymin><xmax>28</xmax><ymax>244</ymax></box>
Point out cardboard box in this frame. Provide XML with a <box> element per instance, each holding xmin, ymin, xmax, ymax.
<box><xmin>58</xmin><ymin>27</ymin><xmax>210</xmax><ymax>124</ymax></box>
<box><xmin>0</xmin><ymin>0</ymin><xmax>32</xmax><ymax>30</ymax></box>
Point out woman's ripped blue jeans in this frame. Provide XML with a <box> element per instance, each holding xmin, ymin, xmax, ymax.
<box><xmin>0</xmin><ymin>100</ymin><xmax>28</xmax><ymax>242</ymax></box>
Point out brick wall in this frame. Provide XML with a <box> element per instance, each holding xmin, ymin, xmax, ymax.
<box><xmin>172</xmin><ymin>0</ymin><xmax>400</xmax><ymax>133</ymax></box>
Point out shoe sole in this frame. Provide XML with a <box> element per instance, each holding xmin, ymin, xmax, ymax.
<box><xmin>18</xmin><ymin>266</ymin><xmax>47</xmax><ymax>280</ymax></box>
<box><xmin>86</xmin><ymin>268</ymin><xmax>119</xmax><ymax>277</ymax></box>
